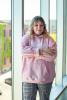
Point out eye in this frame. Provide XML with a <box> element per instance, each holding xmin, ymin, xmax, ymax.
<box><xmin>34</xmin><ymin>24</ymin><xmax>38</xmax><ymax>27</ymax></box>
<box><xmin>40</xmin><ymin>25</ymin><xmax>44</xmax><ymax>27</ymax></box>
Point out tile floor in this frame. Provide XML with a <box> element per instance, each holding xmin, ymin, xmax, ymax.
<box><xmin>0</xmin><ymin>82</ymin><xmax>12</xmax><ymax>100</ymax></box>
<box><xmin>0</xmin><ymin>71</ymin><xmax>11</xmax><ymax>100</ymax></box>
<box><xmin>0</xmin><ymin>71</ymin><xmax>67</xmax><ymax>100</ymax></box>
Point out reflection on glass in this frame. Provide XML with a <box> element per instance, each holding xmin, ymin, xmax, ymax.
<box><xmin>56</xmin><ymin>87</ymin><xmax>67</xmax><ymax>100</ymax></box>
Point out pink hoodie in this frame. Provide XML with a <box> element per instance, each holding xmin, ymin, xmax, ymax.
<box><xmin>22</xmin><ymin>34</ymin><xmax>57</xmax><ymax>84</ymax></box>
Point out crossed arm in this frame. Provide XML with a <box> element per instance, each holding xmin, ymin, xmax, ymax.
<box><xmin>22</xmin><ymin>35</ymin><xmax>57</xmax><ymax>61</ymax></box>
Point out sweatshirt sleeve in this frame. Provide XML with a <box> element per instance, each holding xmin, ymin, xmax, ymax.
<box><xmin>21</xmin><ymin>34</ymin><xmax>36</xmax><ymax>56</ymax></box>
<box><xmin>42</xmin><ymin>38</ymin><xmax>57</xmax><ymax>62</ymax></box>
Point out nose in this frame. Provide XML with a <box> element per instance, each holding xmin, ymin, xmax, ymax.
<box><xmin>37</xmin><ymin>25</ymin><xmax>41</xmax><ymax>29</ymax></box>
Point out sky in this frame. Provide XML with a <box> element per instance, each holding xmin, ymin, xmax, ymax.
<box><xmin>24</xmin><ymin>0</ymin><xmax>56</xmax><ymax>20</ymax></box>
<box><xmin>0</xmin><ymin>0</ymin><xmax>11</xmax><ymax>21</ymax></box>
<box><xmin>24</xmin><ymin>0</ymin><xmax>40</xmax><ymax>20</ymax></box>
<box><xmin>50</xmin><ymin>0</ymin><xmax>56</xmax><ymax>19</ymax></box>
<box><xmin>0</xmin><ymin>0</ymin><xmax>56</xmax><ymax>21</ymax></box>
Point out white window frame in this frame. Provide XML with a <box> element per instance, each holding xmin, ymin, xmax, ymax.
<box><xmin>12</xmin><ymin>0</ymin><xmax>23</xmax><ymax>100</ymax></box>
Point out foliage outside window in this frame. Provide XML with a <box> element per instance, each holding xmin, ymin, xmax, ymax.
<box><xmin>0</xmin><ymin>22</ymin><xmax>11</xmax><ymax>74</ymax></box>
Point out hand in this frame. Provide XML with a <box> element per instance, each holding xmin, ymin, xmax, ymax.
<box><xmin>39</xmin><ymin>48</ymin><xmax>55</xmax><ymax>56</ymax></box>
<box><xmin>39</xmin><ymin>49</ymin><xmax>44</xmax><ymax>55</ymax></box>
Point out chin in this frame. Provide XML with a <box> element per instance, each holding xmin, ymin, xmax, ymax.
<box><xmin>36</xmin><ymin>33</ymin><xmax>42</xmax><ymax>36</ymax></box>
<box><xmin>36</xmin><ymin>32</ymin><xmax>41</xmax><ymax>35</ymax></box>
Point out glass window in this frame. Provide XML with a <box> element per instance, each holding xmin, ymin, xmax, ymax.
<box><xmin>50</xmin><ymin>0</ymin><xmax>57</xmax><ymax>42</ymax></box>
<box><xmin>24</xmin><ymin>0</ymin><xmax>40</xmax><ymax>34</ymax></box>
<box><xmin>0</xmin><ymin>0</ymin><xmax>11</xmax><ymax>75</ymax></box>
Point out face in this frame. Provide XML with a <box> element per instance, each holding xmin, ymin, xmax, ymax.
<box><xmin>33</xmin><ymin>21</ymin><xmax>44</xmax><ymax>35</ymax></box>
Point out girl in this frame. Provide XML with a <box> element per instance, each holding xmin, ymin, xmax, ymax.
<box><xmin>22</xmin><ymin>16</ymin><xmax>57</xmax><ymax>100</ymax></box>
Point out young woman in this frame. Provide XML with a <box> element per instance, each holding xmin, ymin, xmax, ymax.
<box><xmin>22</xmin><ymin>16</ymin><xmax>57</xmax><ymax>100</ymax></box>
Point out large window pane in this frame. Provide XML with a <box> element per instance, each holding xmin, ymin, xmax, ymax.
<box><xmin>0</xmin><ymin>0</ymin><xmax>11</xmax><ymax>74</ymax></box>
<box><xmin>24</xmin><ymin>0</ymin><xmax>40</xmax><ymax>34</ymax></box>
<box><xmin>0</xmin><ymin>0</ymin><xmax>11</xmax><ymax>99</ymax></box>
<box><xmin>50</xmin><ymin>0</ymin><xmax>56</xmax><ymax>41</ymax></box>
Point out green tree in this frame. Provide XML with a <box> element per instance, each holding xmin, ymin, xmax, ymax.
<box><xmin>0</xmin><ymin>24</ymin><xmax>5</xmax><ymax>71</ymax></box>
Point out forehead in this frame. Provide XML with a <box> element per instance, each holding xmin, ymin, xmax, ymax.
<box><xmin>34</xmin><ymin>21</ymin><xmax>44</xmax><ymax>24</ymax></box>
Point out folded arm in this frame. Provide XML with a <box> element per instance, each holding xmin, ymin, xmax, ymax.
<box><xmin>39</xmin><ymin>40</ymin><xmax>57</xmax><ymax>62</ymax></box>
<box><xmin>22</xmin><ymin>35</ymin><xmax>39</xmax><ymax>57</ymax></box>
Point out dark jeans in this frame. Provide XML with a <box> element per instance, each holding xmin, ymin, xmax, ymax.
<box><xmin>22</xmin><ymin>82</ymin><xmax>52</xmax><ymax>100</ymax></box>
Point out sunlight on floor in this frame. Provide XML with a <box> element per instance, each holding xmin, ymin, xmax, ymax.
<box><xmin>0</xmin><ymin>71</ymin><xmax>11</xmax><ymax>100</ymax></box>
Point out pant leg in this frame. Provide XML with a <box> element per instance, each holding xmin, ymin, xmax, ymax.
<box><xmin>22</xmin><ymin>83</ymin><xmax>37</xmax><ymax>100</ymax></box>
<box><xmin>38</xmin><ymin>83</ymin><xmax>52</xmax><ymax>100</ymax></box>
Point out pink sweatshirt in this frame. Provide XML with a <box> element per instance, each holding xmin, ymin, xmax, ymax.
<box><xmin>22</xmin><ymin>34</ymin><xmax>57</xmax><ymax>84</ymax></box>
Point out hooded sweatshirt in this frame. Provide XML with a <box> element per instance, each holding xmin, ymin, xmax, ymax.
<box><xmin>22</xmin><ymin>34</ymin><xmax>57</xmax><ymax>84</ymax></box>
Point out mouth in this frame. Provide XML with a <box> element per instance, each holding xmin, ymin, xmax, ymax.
<box><xmin>37</xmin><ymin>30</ymin><xmax>41</xmax><ymax>31</ymax></box>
